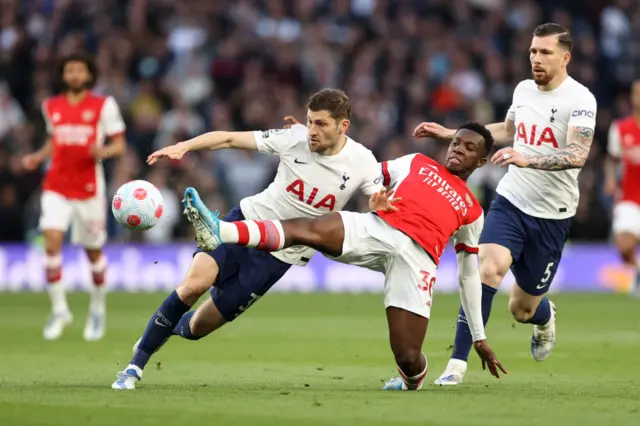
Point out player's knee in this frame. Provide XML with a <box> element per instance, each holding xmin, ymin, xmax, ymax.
<box><xmin>479</xmin><ymin>260</ymin><xmax>507</xmax><ymax>287</ymax></box>
<box><xmin>615</xmin><ymin>237</ymin><xmax>636</xmax><ymax>265</ymax></box>
<box><xmin>84</xmin><ymin>248</ymin><xmax>102</xmax><ymax>263</ymax></box>
<box><xmin>177</xmin><ymin>264</ymin><xmax>218</xmax><ymax>304</ymax></box>
<box><xmin>43</xmin><ymin>235</ymin><xmax>63</xmax><ymax>256</ymax></box>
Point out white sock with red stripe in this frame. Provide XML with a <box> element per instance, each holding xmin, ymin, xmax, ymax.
<box><xmin>46</xmin><ymin>254</ymin><xmax>69</xmax><ymax>314</ymax></box>
<box><xmin>89</xmin><ymin>255</ymin><xmax>107</xmax><ymax>314</ymax></box>
<box><xmin>219</xmin><ymin>220</ymin><xmax>286</xmax><ymax>251</ymax></box>
<box><xmin>398</xmin><ymin>353</ymin><xmax>428</xmax><ymax>390</ymax></box>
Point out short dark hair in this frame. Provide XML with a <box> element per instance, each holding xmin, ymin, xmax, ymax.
<box><xmin>533</xmin><ymin>23</ymin><xmax>573</xmax><ymax>52</ymax></box>
<box><xmin>306</xmin><ymin>88</ymin><xmax>352</xmax><ymax>121</ymax></box>
<box><xmin>457</xmin><ymin>121</ymin><xmax>494</xmax><ymax>156</ymax></box>
<box><xmin>57</xmin><ymin>53</ymin><xmax>98</xmax><ymax>90</ymax></box>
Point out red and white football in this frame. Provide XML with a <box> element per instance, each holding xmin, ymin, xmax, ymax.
<box><xmin>112</xmin><ymin>180</ymin><xmax>164</xmax><ymax>230</ymax></box>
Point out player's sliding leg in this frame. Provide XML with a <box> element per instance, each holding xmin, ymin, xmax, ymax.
<box><xmin>508</xmin><ymin>284</ymin><xmax>556</xmax><ymax>362</ymax></box>
<box><xmin>83</xmin><ymin>248</ymin><xmax>107</xmax><ymax>341</ymax></box>
<box><xmin>112</xmin><ymin>253</ymin><xmax>218</xmax><ymax>390</ymax></box>
<box><xmin>613</xmin><ymin>232</ymin><xmax>640</xmax><ymax>295</ymax></box>
<box><xmin>382</xmin><ymin>307</ymin><xmax>429</xmax><ymax>390</ymax></box>
<box><xmin>183</xmin><ymin>187</ymin><xmax>345</xmax><ymax>256</ymax></box>
<box><xmin>131</xmin><ymin>300</ymin><xmax>224</xmax><ymax>353</ymax></box>
<box><xmin>42</xmin><ymin>229</ymin><xmax>73</xmax><ymax>340</ymax></box>
<box><xmin>435</xmin><ymin>243</ymin><xmax>508</xmax><ymax>385</ymax></box>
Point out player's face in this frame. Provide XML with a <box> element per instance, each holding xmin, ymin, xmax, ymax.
<box><xmin>306</xmin><ymin>109</ymin><xmax>349</xmax><ymax>153</ymax></box>
<box><xmin>445</xmin><ymin>129</ymin><xmax>487</xmax><ymax>176</ymax></box>
<box><xmin>62</xmin><ymin>61</ymin><xmax>92</xmax><ymax>93</ymax></box>
<box><xmin>529</xmin><ymin>36</ymin><xmax>570</xmax><ymax>86</ymax></box>
<box><xmin>631</xmin><ymin>81</ymin><xmax>640</xmax><ymax>112</ymax></box>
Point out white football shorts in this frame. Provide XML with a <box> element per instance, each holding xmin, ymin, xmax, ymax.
<box><xmin>612</xmin><ymin>201</ymin><xmax>640</xmax><ymax>238</ymax></box>
<box><xmin>332</xmin><ymin>211</ymin><xmax>437</xmax><ymax>318</ymax></box>
<box><xmin>39</xmin><ymin>190</ymin><xmax>107</xmax><ymax>249</ymax></box>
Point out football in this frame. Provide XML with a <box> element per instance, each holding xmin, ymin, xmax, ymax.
<box><xmin>112</xmin><ymin>180</ymin><xmax>164</xmax><ymax>230</ymax></box>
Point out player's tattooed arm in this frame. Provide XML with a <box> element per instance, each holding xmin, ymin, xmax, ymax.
<box><xmin>525</xmin><ymin>126</ymin><xmax>594</xmax><ymax>171</ymax></box>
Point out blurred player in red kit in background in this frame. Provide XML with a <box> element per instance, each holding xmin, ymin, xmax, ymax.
<box><xmin>606</xmin><ymin>79</ymin><xmax>640</xmax><ymax>296</ymax></box>
<box><xmin>22</xmin><ymin>54</ymin><xmax>127</xmax><ymax>340</ymax></box>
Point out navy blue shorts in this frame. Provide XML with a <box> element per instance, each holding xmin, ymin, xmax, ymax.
<box><xmin>479</xmin><ymin>195</ymin><xmax>571</xmax><ymax>296</ymax></box>
<box><xmin>195</xmin><ymin>206</ymin><xmax>291</xmax><ymax>321</ymax></box>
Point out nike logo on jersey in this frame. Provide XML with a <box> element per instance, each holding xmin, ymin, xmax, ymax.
<box><xmin>294</xmin><ymin>159</ymin><xmax>306</xmax><ymax>164</ymax></box>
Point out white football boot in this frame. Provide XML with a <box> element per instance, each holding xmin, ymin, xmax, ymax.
<box><xmin>43</xmin><ymin>311</ymin><xmax>73</xmax><ymax>341</ymax></box>
<box><xmin>112</xmin><ymin>365</ymin><xmax>143</xmax><ymax>390</ymax></box>
<box><xmin>530</xmin><ymin>301</ymin><xmax>557</xmax><ymax>362</ymax></box>
<box><xmin>434</xmin><ymin>359</ymin><xmax>467</xmax><ymax>386</ymax></box>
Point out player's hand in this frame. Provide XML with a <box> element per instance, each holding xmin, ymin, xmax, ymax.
<box><xmin>413</xmin><ymin>122</ymin><xmax>455</xmax><ymax>140</ymax></box>
<box><xmin>147</xmin><ymin>143</ymin><xmax>188</xmax><ymax>165</ymax></box>
<box><xmin>473</xmin><ymin>340</ymin><xmax>508</xmax><ymax>379</ymax></box>
<box><xmin>492</xmin><ymin>147</ymin><xmax>529</xmax><ymax>168</ymax></box>
<box><xmin>21</xmin><ymin>154</ymin><xmax>41</xmax><ymax>171</ymax></box>
<box><xmin>283</xmin><ymin>116</ymin><xmax>301</xmax><ymax>129</ymax></box>
<box><xmin>369</xmin><ymin>188</ymin><xmax>402</xmax><ymax>212</ymax></box>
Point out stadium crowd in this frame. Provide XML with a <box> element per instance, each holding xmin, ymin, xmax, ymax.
<box><xmin>0</xmin><ymin>0</ymin><xmax>638</xmax><ymax>243</ymax></box>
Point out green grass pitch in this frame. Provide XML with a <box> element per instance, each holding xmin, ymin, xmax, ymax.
<box><xmin>0</xmin><ymin>292</ymin><xmax>639</xmax><ymax>426</ymax></box>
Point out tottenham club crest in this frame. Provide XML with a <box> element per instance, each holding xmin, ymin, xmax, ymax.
<box><xmin>340</xmin><ymin>172</ymin><xmax>350</xmax><ymax>190</ymax></box>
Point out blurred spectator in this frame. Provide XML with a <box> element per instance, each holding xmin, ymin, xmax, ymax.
<box><xmin>1</xmin><ymin>0</ymin><xmax>637</xmax><ymax>243</ymax></box>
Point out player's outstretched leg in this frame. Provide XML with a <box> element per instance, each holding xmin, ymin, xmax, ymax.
<box><xmin>83</xmin><ymin>249</ymin><xmax>107</xmax><ymax>341</ymax></box>
<box><xmin>435</xmin><ymin>244</ymin><xmax>507</xmax><ymax>385</ymax></box>
<box><xmin>183</xmin><ymin>187</ymin><xmax>346</xmax><ymax>256</ymax></box>
<box><xmin>112</xmin><ymin>253</ymin><xmax>219</xmax><ymax>390</ymax></box>
<box><xmin>42</xmin><ymin>229</ymin><xmax>73</xmax><ymax>341</ymax></box>
<box><xmin>382</xmin><ymin>307</ymin><xmax>428</xmax><ymax>391</ymax></box>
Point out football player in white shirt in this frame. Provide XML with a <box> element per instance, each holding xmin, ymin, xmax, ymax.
<box><xmin>415</xmin><ymin>23</ymin><xmax>598</xmax><ymax>385</ymax></box>
<box><xmin>112</xmin><ymin>89</ymin><xmax>383</xmax><ymax>390</ymax></box>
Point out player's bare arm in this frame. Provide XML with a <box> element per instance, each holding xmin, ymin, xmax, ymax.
<box><xmin>92</xmin><ymin>133</ymin><xmax>126</xmax><ymax>161</ymax></box>
<box><xmin>147</xmin><ymin>131</ymin><xmax>258</xmax><ymax>165</ymax></box>
<box><xmin>414</xmin><ymin>118</ymin><xmax>514</xmax><ymax>146</ymax></box>
<box><xmin>486</xmin><ymin>118</ymin><xmax>516</xmax><ymax>146</ymax></box>
<box><xmin>492</xmin><ymin>126</ymin><xmax>594</xmax><ymax>170</ymax></box>
<box><xmin>604</xmin><ymin>153</ymin><xmax>620</xmax><ymax>196</ymax></box>
<box><xmin>22</xmin><ymin>137</ymin><xmax>53</xmax><ymax>171</ymax></box>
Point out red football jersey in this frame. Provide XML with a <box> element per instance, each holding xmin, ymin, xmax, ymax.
<box><xmin>608</xmin><ymin>117</ymin><xmax>640</xmax><ymax>205</ymax></box>
<box><xmin>378</xmin><ymin>153</ymin><xmax>484</xmax><ymax>264</ymax></box>
<box><xmin>42</xmin><ymin>92</ymin><xmax>125</xmax><ymax>199</ymax></box>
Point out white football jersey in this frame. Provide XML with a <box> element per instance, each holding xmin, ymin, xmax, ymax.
<box><xmin>496</xmin><ymin>77</ymin><xmax>597</xmax><ymax>219</ymax></box>
<box><xmin>239</xmin><ymin>123</ymin><xmax>383</xmax><ymax>265</ymax></box>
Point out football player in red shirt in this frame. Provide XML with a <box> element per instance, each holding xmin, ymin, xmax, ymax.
<box><xmin>605</xmin><ymin>79</ymin><xmax>640</xmax><ymax>295</ymax></box>
<box><xmin>182</xmin><ymin>122</ymin><xmax>506</xmax><ymax>390</ymax></box>
<box><xmin>22</xmin><ymin>54</ymin><xmax>126</xmax><ymax>341</ymax></box>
